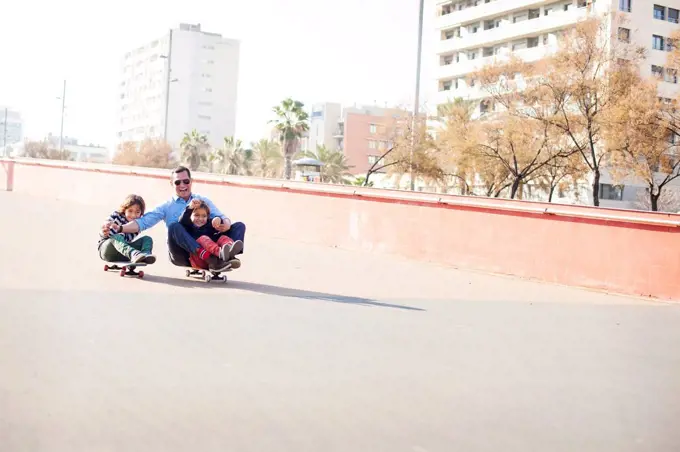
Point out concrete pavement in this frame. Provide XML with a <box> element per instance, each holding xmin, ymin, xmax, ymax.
<box><xmin>1</xmin><ymin>191</ymin><xmax>679</xmax><ymax>451</ymax></box>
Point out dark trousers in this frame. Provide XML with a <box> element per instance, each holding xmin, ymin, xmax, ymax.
<box><xmin>168</xmin><ymin>221</ymin><xmax>246</xmax><ymax>267</ymax></box>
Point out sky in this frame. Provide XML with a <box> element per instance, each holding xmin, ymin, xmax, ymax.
<box><xmin>0</xmin><ymin>0</ymin><xmax>437</xmax><ymax>151</ymax></box>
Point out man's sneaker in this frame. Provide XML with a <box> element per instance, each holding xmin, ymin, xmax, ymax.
<box><xmin>206</xmin><ymin>256</ymin><xmax>231</xmax><ymax>273</ymax></box>
<box><xmin>142</xmin><ymin>254</ymin><xmax>157</xmax><ymax>264</ymax></box>
<box><xmin>219</xmin><ymin>240</ymin><xmax>244</xmax><ymax>261</ymax></box>
<box><xmin>228</xmin><ymin>258</ymin><xmax>241</xmax><ymax>269</ymax></box>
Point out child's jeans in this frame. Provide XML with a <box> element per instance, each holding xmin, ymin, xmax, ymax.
<box><xmin>99</xmin><ymin>234</ymin><xmax>153</xmax><ymax>262</ymax></box>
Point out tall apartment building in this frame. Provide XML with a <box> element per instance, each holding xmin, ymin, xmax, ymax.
<box><xmin>0</xmin><ymin>106</ymin><xmax>23</xmax><ymax>149</ymax></box>
<box><xmin>117</xmin><ymin>23</ymin><xmax>240</xmax><ymax>151</ymax></box>
<box><xmin>434</xmin><ymin>0</ymin><xmax>680</xmax><ymax>207</ymax></box>
<box><xmin>435</xmin><ymin>0</ymin><xmax>678</xmax><ymax>112</ymax></box>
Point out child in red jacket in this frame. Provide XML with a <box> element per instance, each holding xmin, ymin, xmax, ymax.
<box><xmin>179</xmin><ymin>199</ymin><xmax>242</xmax><ymax>270</ymax></box>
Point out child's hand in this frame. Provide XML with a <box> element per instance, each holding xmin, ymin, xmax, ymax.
<box><xmin>110</xmin><ymin>223</ymin><xmax>121</xmax><ymax>232</ymax></box>
<box><xmin>211</xmin><ymin>217</ymin><xmax>222</xmax><ymax>229</ymax></box>
<box><xmin>190</xmin><ymin>199</ymin><xmax>202</xmax><ymax>209</ymax></box>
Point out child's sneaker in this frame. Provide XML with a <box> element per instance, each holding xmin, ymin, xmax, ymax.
<box><xmin>219</xmin><ymin>240</ymin><xmax>243</xmax><ymax>261</ymax></box>
<box><xmin>228</xmin><ymin>258</ymin><xmax>241</xmax><ymax>269</ymax></box>
<box><xmin>206</xmin><ymin>256</ymin><xmax>231</xmax><ymax>273</ymax></box>
<box><xmin>130</xmin><ymin>251</ymin><xmax>146</xmax><ymax>264</ymax></box>
<box><xmin>142</xmin><ymin>254</ymin><xmax>157</xmax><ymax>264</ymax></box>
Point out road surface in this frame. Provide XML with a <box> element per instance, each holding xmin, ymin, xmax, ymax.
<box><xmin>1</xmin><ymin>191</ymin><xmax>679</xmax><ymax>451</ymax></box>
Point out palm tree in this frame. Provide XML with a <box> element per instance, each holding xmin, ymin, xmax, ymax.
<box><xmin>300</xmin><ymin>145</ymin><xmax>352</xmax><ymax>184</ymax></box>
<box><xmin>269</xmin><ymin>98</ymin><xmax>309</xmax><ymax>179</ymax></box>
<box><xmin>252</xmin><ymin>139</ymin><xmax>284</xmax><ymax>178</ymax></box>
<box><xmin>180</xmin><ymin>129</ymin><xmax>209</xmax><ymax>171</ymax></box>
<box><xmin>209</xmin><ymin>136</ymin><xmax>254</xmax><ymax>175</ymax></box>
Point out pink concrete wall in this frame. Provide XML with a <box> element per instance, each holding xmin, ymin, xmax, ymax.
<box><xmin>0</xmin><ymin>160</ymin><xmax>13</xmax><ymax>191</ymax></box>
<box><xmin>5</xmin><ymin>158</ymin><xmax>680</xmax><ymax>301</ymax></box>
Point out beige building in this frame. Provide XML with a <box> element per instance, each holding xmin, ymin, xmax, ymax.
<box><xmin>433</xmin><ymin>0</ymin><xmax>680</xmax><ymax>208</ymax></box>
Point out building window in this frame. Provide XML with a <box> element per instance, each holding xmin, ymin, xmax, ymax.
<box><xmin>368</xmin><ymin>155</ymin><xmax>378</xmax><ymax>165</ymax></box>
<box><xmin>198</xmin><ymin>114</ymin><xmax>211</xmax><ymax>120</ymax></box>
<box><xmin>599</xmin><ymin>184</ymin><xmax>624</xmax><ymax>201</ymax></box>
<box><xmin>619</xmin><ymin>0</ymin><xmax>631</xmax><ymax>12</ymax></box>
<box><xmin>369</xmin><ymin>124</ymin><xmax>377</xmax><ymax>134</ymax></box>
<box><xmin>653</xmin><ymin>35</ymin><xmax>665</xmax><ymax>50</ymax></box>
<box><xmin>652</xmin><ymin>65</ymin><xmax>664</xmax><ymax>78</ymax></box>
<box><xmin>528</xmin><ymin>37</ymin><xmax>539</xmax><ymax>48</ymax></box>
<box><xmin>654</xmin><ymin>4</ymin><xmax>665</xmax><ymax>20</ymax></box>
<box><xmin>441</xmin><ymin>80</ymin><xmax>452</xmax><ymax>91</ymax></box>
<box><xmin>666</xmin><ymin>68</ymin><xmax>678</xmax><ymax>84</ymax></box>
<box><xmin>368</xmin><ymin>140</ymin><xmax>377</xmax><ymax>149</ymax></box>
<box><xmin>202</xmin><ymin>87</ymin><xmax>213</xmax><ymax>92</ymax></box>
<box><xmin>669</xmin><ymin>8</ymin><xmax>679</xmax><ymax>23</ymax></box>
<box><xmin>618</xmin><ymin>27</ymin><xmax>630</xmax><ymax>42</ymax></box>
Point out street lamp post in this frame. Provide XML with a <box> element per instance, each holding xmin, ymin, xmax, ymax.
<box><xmin>58</xmin><ymin>80</ymin><xmax>66</xmax><ymax>152</ymax></box>
<box><xmin>161</xmin><ymin>29</ymin><xmax>173</xmax><ymax>143</ymax></box>
<box><xmin>409</xmin><ymin>0</ymin><xmax>425</xmax><ymax>191</ymax></box>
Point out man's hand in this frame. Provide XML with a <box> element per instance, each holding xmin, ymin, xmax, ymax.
<box><xmin>212</xmin><ymin>217</ymin><xmax>231</xmax><ymax>232</ymax></box>
<box><xmin>189</xmin><ymin>199</ymin><xmax>202</xmax><ymax>209</ymax></box>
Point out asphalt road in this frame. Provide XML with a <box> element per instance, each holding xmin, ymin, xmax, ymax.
<box><xmin>1</xmin><ymin>191</ymin><xmax>679</xmax><ymax>452</ymax></box>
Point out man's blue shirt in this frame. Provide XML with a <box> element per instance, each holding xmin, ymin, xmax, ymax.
<box><xmin>136</xmin><ymin>194</ymin><xmax>228</xmax><ymax>232</ymax></box>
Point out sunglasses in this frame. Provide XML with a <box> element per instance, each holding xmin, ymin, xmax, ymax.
<box><xmin>174</xmin><ymin>178</ymin><xmax>191</xmax><ymax>186</ymax></box>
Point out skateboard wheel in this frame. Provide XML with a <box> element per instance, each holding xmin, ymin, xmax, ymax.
<box><xmin>104</xmin><ymin>265</ymin><xmax>109</xmax><ymax>271</ymax></box>
<box><xmin>204</xmin><ymin>273</ymin><xmax>211</xmax><ymax>283</ymax></box>
<box><xmin>221</xmin><ymin>276</ymin><xmax>228</xmax><ymax>283</ymax></box>
<box><xmin>186</xmin><ymin>270</ymin><xmax>191</xmax><ymax>277</ymax></box>
<box><xmin>138</xmin><ymin>271</ymin><xmax>144</xmax><ymax>278</ymax></box>
<box><xmin>119</xmin><ymin>269</ymin><xmax>125</xmax><ymax>277</ymax></box>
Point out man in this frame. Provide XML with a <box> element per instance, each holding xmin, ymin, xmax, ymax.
<box><xmin>101</xmin><ymin>166</ymin><xmax>246</xmax><ymax>273</ymax></box>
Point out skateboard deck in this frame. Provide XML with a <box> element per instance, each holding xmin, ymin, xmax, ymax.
<box><xmin>103</xmin><ymin>261</ymin><xmax>148</xmax><ymax>279</ymax></box>
<box><xmin>181</xmin><ymin>264</ymin><xmax>233</xmax><ymax>284</ymax></box>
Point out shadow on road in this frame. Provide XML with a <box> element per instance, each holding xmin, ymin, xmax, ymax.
<box><xmin>143</xmin><ymin>274</ymin><xmax>425</xmax><ymax>312</ymax></box>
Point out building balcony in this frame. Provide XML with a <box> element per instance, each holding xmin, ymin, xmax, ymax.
<box><xmin>437</xmin><ymin>44</ymin><xmax>553</xmax><ymax>80</ymax></box>
<box><xmin>436</xmin><ymin>6</ymin><xmax>589</xmax><ymax>54</ymax></box>
<box><xmin>435</xmin><ymin>0</ymin><xmax>545</xmax><ymax>30</ymax></box>
<box><xmin>435</xmin><ymin>84</ymin><xmax>489</xmax><ymax>105</ymax></box>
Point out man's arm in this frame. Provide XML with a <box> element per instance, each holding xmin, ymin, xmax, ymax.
<box><xmin>121</xmin><ymin>201</ymin><xmax>168</xmax><ymax>233</ymax></box>
<box><xmin>200</xmin><ymin>196</ymin><xmax>230</xmax><ymax>223</ymax></box>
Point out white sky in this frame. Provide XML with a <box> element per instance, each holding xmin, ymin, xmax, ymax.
<box><xmin>0</xmin><ymin>0</ymin><xmax>437</xmax><ymax>150</ymax></box>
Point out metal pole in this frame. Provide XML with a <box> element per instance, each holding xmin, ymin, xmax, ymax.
<box><xmin>59</xmin><ymin>80</ymin><xmax>66</xmax><ymax>152</ymax></box>
<box><xmin>2</xmin><ymin>108</ymin><xmax>7</xmax><ymax>156</ymax></box>
<box><xmin>163</xmin><ymin>29</ymin><xmax>173</xmax><ymax>143</ymax></box>
<box><xmin>409</xmin><ymin>0</ymin><xmax>425</xmax><ymax>191</ymax></box>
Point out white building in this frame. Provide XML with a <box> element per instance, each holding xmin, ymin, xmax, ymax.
<box><xmin>433</xmin><ymin>0</ymin><xmax>680</xmax><ymax>209</ymax></box>
<box><xmin>117</xmin><ymin>23</ymin><xmax>240</xmax><ymax>151</ymax></box>
<box><xmin>0</xmin><ymin>106</ymin><xmax>23</xmax><ymax>148</ymax></box>
<box><xmin>304</xmin><ymin>102</ymin><xmax>342</xmax><ymax>152</ymax></box>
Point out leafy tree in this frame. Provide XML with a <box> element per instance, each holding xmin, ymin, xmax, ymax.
<box><xmin>270</xmin><ymin>98</ymin><xmax>309</xmax><ymax>180</ymax></box>
<box><xmin>252</xmin><ymin>139</ymin><xmax>284</xmax><ymax>178</ymax></box>
<box><xmin>180</xmin><ymin>129</ymin><xmax>209</xmax><ymax>171</ymax></box>
<box><xmin>210</xmin><ymin>136</ymin><xmax>253</xmax><ymax>176</ymax></box>
<box><xmin>473</xmin><ymin>13</ymin><xmax>646</xmax><ymax>206</ymax></box>
<box><xmin>299</xmin><ymin>145</ymin><xmax>352</xmax><ymax>184</ymax></box>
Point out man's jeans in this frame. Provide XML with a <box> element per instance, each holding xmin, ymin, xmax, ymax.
<box><xmin>168</xmin><ymin>221</ymin><xmax>246</xmax><ymax>267</ymax></box>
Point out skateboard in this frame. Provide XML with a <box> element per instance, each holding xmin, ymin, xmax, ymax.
<box><xmin>182</xmin><ymin>265</ymin><xmax>232</xmax><ymax>284</ymax></box>
<box><xmin>103</xmin><ymin>262</ymin><xmax>148</xmax><ymax>279</ymax></box>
